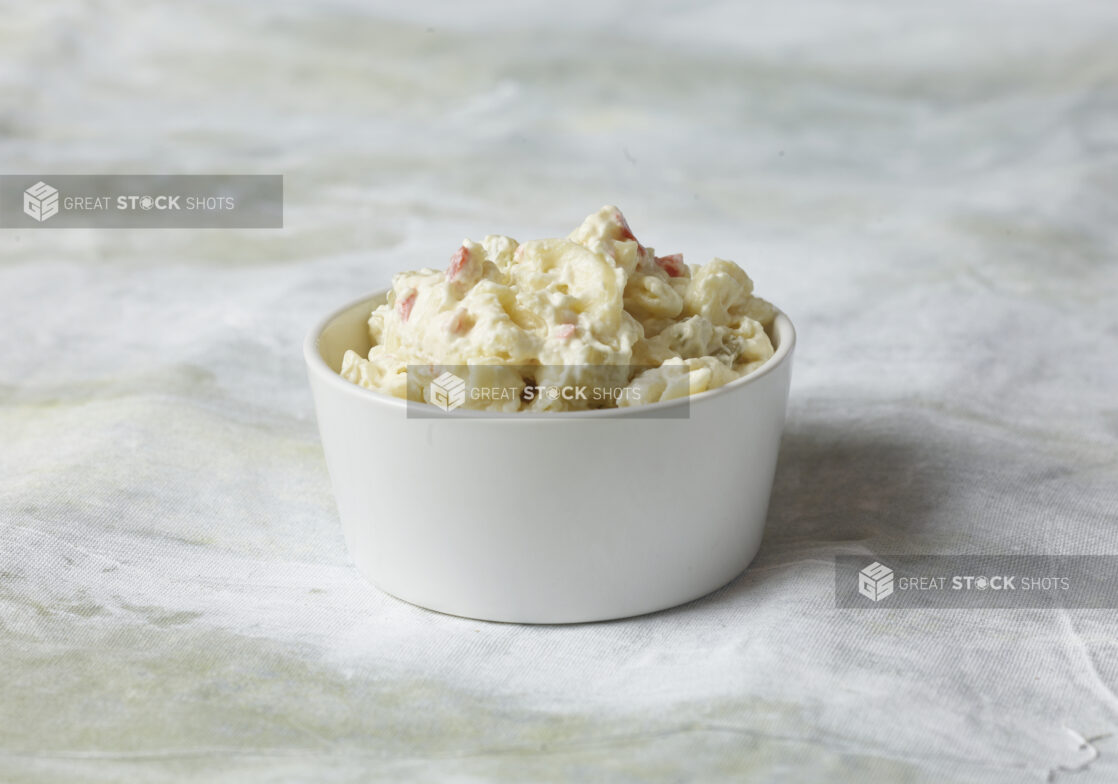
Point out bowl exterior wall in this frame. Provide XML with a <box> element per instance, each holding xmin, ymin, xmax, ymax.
<box><xmin>307</xmin><ymin>300</ymin><xmax>793</xmax><ymax>623</ymax></box>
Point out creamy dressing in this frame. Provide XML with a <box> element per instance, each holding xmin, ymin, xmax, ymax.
<box><xmin>341</xmin><ymin>206</ymin><xmax>776</xmax><ymax>411</ymax></box>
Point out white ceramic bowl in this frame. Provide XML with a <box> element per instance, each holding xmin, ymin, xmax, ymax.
<box><xmin>305</xmin><ymin>290</ymin><xmax>795</xmax><ymax>623</ymax></box>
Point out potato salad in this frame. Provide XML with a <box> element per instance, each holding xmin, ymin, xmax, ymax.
<box><xmin>340</xmin><ymin>206</ymin><xmax>777</xmax><ymax>411</ymax></box>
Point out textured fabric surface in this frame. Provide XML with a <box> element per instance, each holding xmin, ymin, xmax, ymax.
<box><xmin>2</xmin><ymin>1</ymin><xmax>1117</xmax><ymax>781</ymax></box>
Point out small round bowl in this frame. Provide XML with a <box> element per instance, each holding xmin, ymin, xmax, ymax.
<box><xmin>304</xmin><ymin>290</ymin><xmax>795</xmax><ymax>623</ymax></box>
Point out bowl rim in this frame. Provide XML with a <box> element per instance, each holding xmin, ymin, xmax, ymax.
<box><xmin>304</xmin><ymin>289</ymin><xmax>795</xmax><ymax>420</ymax></box>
